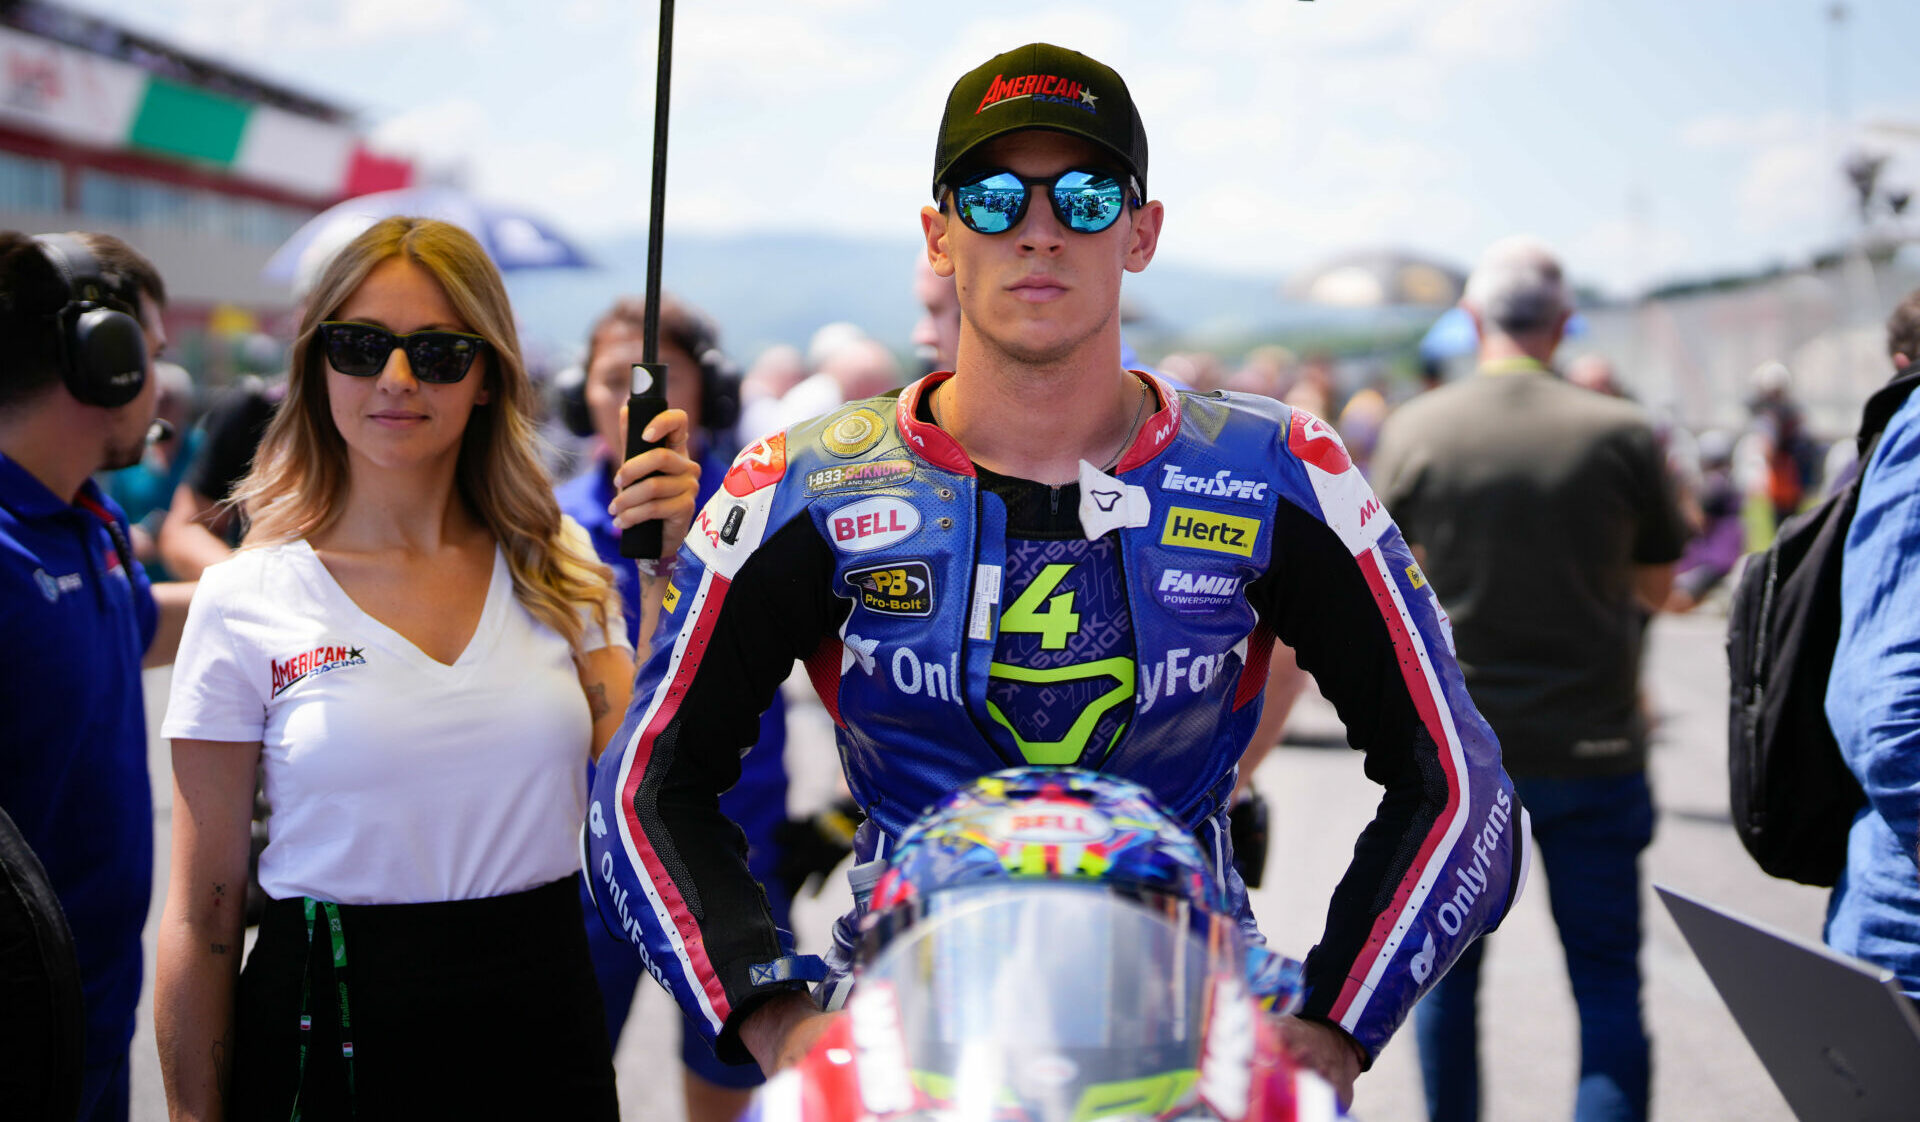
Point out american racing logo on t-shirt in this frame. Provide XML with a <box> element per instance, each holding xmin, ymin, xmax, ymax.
<box><xmin>270</xmin><ymin>643</ymin><xmax>368</xmax><ymax>697</ymax></box>
<box><xmin>844</xmin><ymin>560</ymin><xmax>933</xmax><ymax>617</ymax></box>
<box><xmin>1159</xmin><ymin>464</ymin><xmax>1268</xmax><ymax>504</ymax></box>
<box><xmin>1156</xmin><ymin>568</ymin><xmax>1242</xmax><ymax>614</ymax></box>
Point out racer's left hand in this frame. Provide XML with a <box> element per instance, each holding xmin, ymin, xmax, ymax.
<box><xmin>1274</xmin><ymin>1016</ymin><xmax>1362</xmax><ymax>1109</ymax></box>
<box><xmin>611</xmin><ymin>404</ymin><xmax>701</xmax><ymax>562</ymax></box>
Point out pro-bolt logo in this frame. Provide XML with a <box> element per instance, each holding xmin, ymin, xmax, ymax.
<box><xmin>844</xmin><ymin>560</ymin><xmax>934</xmax><ymax>617</ymax></box>
<box><xmin>975</xmin><ymin>72</ymin><xmax>1099</xmax><ymax>114</ymax></box>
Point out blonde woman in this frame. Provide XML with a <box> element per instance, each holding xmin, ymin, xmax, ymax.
<box><xmin>154</xmin><ymin>218</ymin><xmax>697</xmax><ymax>1120</ymax></box>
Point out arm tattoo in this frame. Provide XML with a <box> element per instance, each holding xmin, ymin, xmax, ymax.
<box><xmin>211</xmin><ymin>943</ymin><xmax>229</xmax><ymax>954</ymax></box>
<box><xmin>586</xmin><ymin>682</ymin><xmax>611</xmax><ymax>722</ymax></box>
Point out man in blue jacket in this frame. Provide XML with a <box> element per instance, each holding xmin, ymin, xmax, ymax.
<box><xmin>1825</xmin><ymin>287</ymin><xmax>1920</xmax><ymax>994</ymax></box>
<box><xmin>588</xmin><ymin>44</ymin><xmax>1527</xmax><ymax>1104</ymax></box>
<box><xmin>0</xmin><ymin>229</ymin><xmax>191</xmax><ymax>1121</ymax></box>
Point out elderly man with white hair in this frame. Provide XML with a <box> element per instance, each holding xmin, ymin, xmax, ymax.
<box><xmin>1371</xmin><ymin>236</ymin><xmax>1689</xmax><ymax>1122</ymax></box>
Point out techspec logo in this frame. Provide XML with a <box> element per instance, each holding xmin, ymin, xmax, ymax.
<box><xmin>1156</xmin><ymin>569</ymin><xmax>1242</xmax><ymax>614</ymax></box>
<box><xmin>975</xmin><ymin>72</ymin><xmax>1099</xmax><ymax>114</ymax></box>
<box><xmin>270</xmin><ymin>643</ymin><xmax>367</xmax><ymax>697</ymax></box>
<box><xmin>1159</xmin><ymin>464</ymin><xmax>1268</xmax><ymax>504</ymax></box>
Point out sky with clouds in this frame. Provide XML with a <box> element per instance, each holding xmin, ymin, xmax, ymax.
<box><xmin>68</xmin><ymin>0</ymin><xmax>1920</xmax><ymax>296</ymax></box>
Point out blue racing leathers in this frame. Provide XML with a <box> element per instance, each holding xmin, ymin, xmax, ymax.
<box><xmin>587</xmin><ymin>372</ymin><xmax>1529</xmax><ymax>1065</ymax></box>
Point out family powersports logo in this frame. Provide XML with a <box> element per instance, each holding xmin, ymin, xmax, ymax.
<box><xmin>975</xmin><ymin>72</ymin><xmax>1100</xmax><ymax>115</ymax></box>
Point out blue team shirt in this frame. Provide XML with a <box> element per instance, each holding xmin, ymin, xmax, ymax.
<box><xmin>0</xmin><ymin>451</ymin><xmax>156</xmax><ymax>1067</ymax></box>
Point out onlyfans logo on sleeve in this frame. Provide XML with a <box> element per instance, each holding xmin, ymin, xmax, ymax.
<box><xmin>1433</xmin><ymin>787</ymin><xmax>1514</xmax><ymax>936</ymax></box>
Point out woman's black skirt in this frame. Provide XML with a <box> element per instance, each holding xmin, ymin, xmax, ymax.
<box><xmin>231</xmin><ymin>875</ymin><xmax>617</xmax><ymax>1120</ymax></box>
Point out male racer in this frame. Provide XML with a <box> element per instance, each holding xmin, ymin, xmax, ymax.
<box><xmin>588</xmin><ymin>43</ymin><xmax>1528</xmax><ymax>1103</ymax></box>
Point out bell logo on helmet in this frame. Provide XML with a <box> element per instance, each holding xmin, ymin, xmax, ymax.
<box><xmin>993</xmin><ymin>803</ymin><xmax>1114</xmax><ymax>845</ymax></box>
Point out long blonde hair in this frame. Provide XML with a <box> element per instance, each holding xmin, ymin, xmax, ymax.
<box><xmin>233</xmin><ymin>216</ymin><xmax>619</xmax><ymax>651</ymax></box>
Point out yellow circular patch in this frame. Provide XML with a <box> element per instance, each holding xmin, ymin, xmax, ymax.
<box><xmin>823</xmin><ymin>408</ymin><xmax>887</xmax><ymax>458</ymax></box>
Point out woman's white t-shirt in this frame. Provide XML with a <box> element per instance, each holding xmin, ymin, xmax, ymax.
<box><xmin>162</xmin><ymin>531</ymin><xmax>626</xmax><ymax>905</ymax></box>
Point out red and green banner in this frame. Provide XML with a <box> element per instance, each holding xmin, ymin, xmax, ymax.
<box><xmin>0</xmin><ymin>25</ymin><xmax>409</xmax><ymax>202</ymax></box>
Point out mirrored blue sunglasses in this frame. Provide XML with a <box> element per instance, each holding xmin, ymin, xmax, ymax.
<box><xmin>948</xmin><ymin>167</ymin><xmax>1139</xmax><ymax>235</ymax></box>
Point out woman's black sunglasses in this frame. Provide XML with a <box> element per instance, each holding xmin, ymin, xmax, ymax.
<box><xmin>947</xmin><ymin>167</ymin><xmax>1139</xmax><ymax>235</ymax></box>
<box><xmin>316</xmin><ymin>321</ymin><xmax>489</xmax><ymax>384</ymax></box>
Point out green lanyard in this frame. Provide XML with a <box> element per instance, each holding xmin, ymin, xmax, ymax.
<box><xmin>290</xmin><ymin>897</ymin><xmax>356</xmax><ymax>1120</ymax></box>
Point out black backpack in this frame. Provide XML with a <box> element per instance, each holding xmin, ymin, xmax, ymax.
<box><xmin>1726</xmin><ymin>365</ymin><xmax>1920</xmax><ymax>886</ymax></box>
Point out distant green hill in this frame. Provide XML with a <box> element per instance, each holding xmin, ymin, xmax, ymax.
<box><xmin>505</xmin><ymin>229</ymin><xmax>1347</xmax><ymax>368</ymax></box>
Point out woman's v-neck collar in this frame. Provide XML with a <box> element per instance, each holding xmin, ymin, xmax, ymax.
<box><xmin>293</xmin><ymin>538</ymin><xmax>508</xmax><ymax>674</ymax></box>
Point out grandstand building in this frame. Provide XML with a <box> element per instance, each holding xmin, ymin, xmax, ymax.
<box><xmin>0</xmin><ymin>0</ymin><xmax>410</xmax><ymax>367</ymax></box>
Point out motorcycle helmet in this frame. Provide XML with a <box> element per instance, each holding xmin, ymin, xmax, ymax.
<box><xmin>860</xmin><ymin>767</ymin><xmax>1226</xmax><ymax>958</ymax></box>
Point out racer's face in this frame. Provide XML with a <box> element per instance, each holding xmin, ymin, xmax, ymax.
<box><xmin>922</xmin><ymin>131</ymin><xmax>1162</xmax><ymax>371</ymax></box>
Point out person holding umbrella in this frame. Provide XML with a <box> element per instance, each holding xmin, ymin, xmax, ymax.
<box><xmin>155</xmin><ymin>217</ymin><xmax>699</xmax><ymax>1118</ymax></box>
<box><xmin>558</xmin><ymin>292</ymin><xmax>804</xmax><ymax>1122</ymax></box>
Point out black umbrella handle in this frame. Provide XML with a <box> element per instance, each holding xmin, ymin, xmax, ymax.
<box><xmin>622</xmin><ymin>0</ymin><xmax>675</xmax><ymax>560</ymax></box>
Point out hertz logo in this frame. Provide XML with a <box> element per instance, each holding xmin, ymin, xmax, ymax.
<box><xmin>1160</xmin><ymin>507</ymin><xmax>1258</xmax><ymax>557</ymax></box>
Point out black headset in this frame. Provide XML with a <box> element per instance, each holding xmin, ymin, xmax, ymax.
<box><xmin>558</xmin><ymin>312</ymin><xmax>741</xmax><ymax>439</ymax></box>
<box><xmin>31</xmin><ymin>233</ymin><xmax>148</xmax><ymax>409</ymax></box>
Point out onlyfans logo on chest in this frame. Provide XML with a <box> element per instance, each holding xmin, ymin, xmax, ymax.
<box><xmin>269</xmin><ymin>643</ymin><xmax>368</xmax><ymax>698</ymax></box>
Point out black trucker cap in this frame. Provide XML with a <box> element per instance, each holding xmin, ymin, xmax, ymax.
<box><xmin>932</xmin><ymin>42</ymin><xmax>1148</xmax><ymax>201</ymax></box>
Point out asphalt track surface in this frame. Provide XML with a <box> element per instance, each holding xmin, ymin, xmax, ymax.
<box><xmin>130</xmin><ymin>610</ymin><xmax>1822</xmax><ymax>1120</ymax></box>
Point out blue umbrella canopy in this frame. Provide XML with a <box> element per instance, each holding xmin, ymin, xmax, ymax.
<box><xmin>1418</xmin><ymin>305</ymin><xmax>1589</xmax><ymax>362</ymax></box>
<box><xmin>263</xmin><ymin>185</ymin><xmax>593</xmax><ymax>284</ymax></box>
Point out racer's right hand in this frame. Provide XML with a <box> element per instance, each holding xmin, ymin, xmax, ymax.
<box><xmin>1274</xmin><ymin>1016</ymin><xmax>1363</xmax><ymax>1110</ymax></box>
<box><xmin>743</xmin><ymin>991</ymin><xmax>841</xmax><ymax>1074</ymax></box>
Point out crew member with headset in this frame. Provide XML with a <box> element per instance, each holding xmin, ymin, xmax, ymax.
<box><xmin>554</xmin><ymin>294</ymin><xmax>797</xmax><ymax>1122</ymax></box>
<box><xmin>0</xmin><ymin>229</ymin><xmax>190</xmax><ymax>1121</ymax></box>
